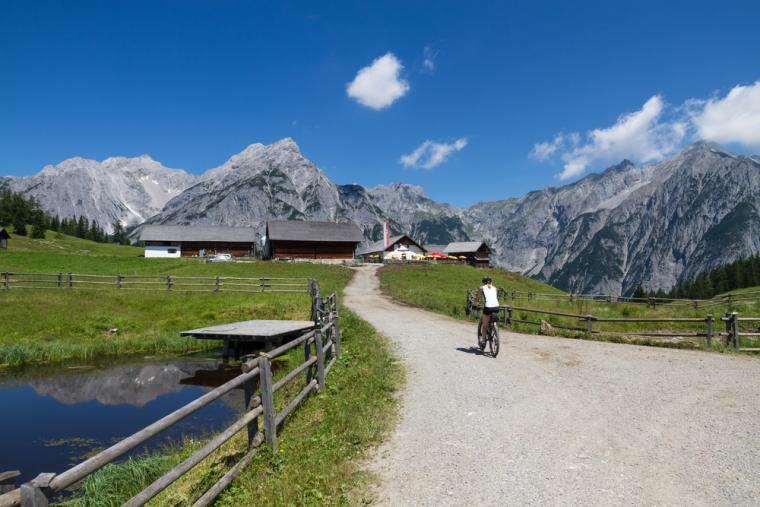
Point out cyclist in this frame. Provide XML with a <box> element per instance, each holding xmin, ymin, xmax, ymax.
<box><xmin>478</xmin><ymin>276</ymin><xmax>501</xmax><ymax>341</ymax></box>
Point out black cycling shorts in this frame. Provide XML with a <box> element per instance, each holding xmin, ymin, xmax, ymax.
<box><xmin>483</xmin><ymin>306</ymin><xmax>500</xmax><ymax>315</ymax></box>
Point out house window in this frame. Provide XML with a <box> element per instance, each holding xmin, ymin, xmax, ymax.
<box><xmin>168</xmin><ymin>248</ymin><xmax>177</xmax><ymax>254</ymax></box>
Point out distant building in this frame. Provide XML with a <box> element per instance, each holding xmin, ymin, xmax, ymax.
<box><xmin>0</xmin><ymin>228</ymin><xmax>9</xmax><ymax>249</ymax></box>
<box><xmin>444</xmin><ymin>241</ymin><xmax>491</xmax><ymax>268</ymax></box>
<box><xmin>357</xmin><ymin>234</ymin><xmax>427</xmax><ymax>262</ymax></box>
<box><xmin>263</xmin><ymin>220</ymin><xmax>363</xmax><ymax>260</ymax></box>
<box><xmin>139</xmin><ymin>225</ymin><xmax>258</xmax><ymax>258</ymax></box>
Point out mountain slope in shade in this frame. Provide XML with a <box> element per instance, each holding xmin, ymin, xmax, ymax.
<box><xmin>6</xmin><ymin>155</ymin><xmax>197</xmax><ymax>232</ymax></box>
<box><xmin>468</xmin><ymin>142</ymin><xmax>760</xmax><ymax>295</ymax></box>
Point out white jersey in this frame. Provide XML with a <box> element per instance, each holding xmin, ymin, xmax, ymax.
<box><xmin>482</xmin><ymin>285</ymin><xmax>499</xmax><ymax>308</ymax></box>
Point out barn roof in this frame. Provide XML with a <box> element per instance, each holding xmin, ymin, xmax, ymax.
<box><xmin>422</xmin><ymin>244</ymin><xmax>447</xmax><ymax>254</ymax></box>
<box><xmin>444</xmin><ymin>241</ymin><xmax>490</xmax><ymax>254</ymax></box>
<box><xmin>139</xmin><ymin>225</ymin><xmax>258</xmax><ymax>243</ymax></box>
<box><xmin>0</xmin><ymin>227</ymin><xmax>9</xmax><ymax>240</ymax></box>
<box><xmin>357</xmin><ymin>234</ymin><xmax>426</xmax><ymax>256</ymax></box>
<box><xmin>266</xmin><ymin>220</ymin><xmax>363</xmax><ymax>243</ymax></box>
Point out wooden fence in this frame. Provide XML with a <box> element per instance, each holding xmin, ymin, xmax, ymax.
<box><xmin>497</xmin><ymin>288</ymin><xmax>760</xmax><ymax>309</ymax></box>
<box><xmin>467</xmin><ymin>289</ymin><xmax>760</xmax><ymax>352</ymax></box>
<box><xmin>0</xmin><ymin>284</ymin><xmax>340</xmax><ymax>507</ymax></box>
<box><xmin>0</xmin><ymin>272</ymin><xmax>311</xmax><ymax>294</ymax></box>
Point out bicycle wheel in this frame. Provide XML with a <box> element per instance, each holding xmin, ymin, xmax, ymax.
<box><xmin>489</xmin><ymin>323</ymin><xmax>500</xmax><ymax>357</ymax></box>
<box><xmin>477</xmin><ymin>319</ymin><xmax>486</xmax><ymax>350</ymax></box>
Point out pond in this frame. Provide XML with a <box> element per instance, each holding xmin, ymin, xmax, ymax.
<box><xmin>0</xmin><ymin>352</ymin><xmax>244</xmax><ymax>486</ymax></box>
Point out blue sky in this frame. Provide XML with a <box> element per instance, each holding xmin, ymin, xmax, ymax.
<box><xmin>2</xmin><ymin>0</ymin><xmax>760</xmax><ymax>206</ymax></box>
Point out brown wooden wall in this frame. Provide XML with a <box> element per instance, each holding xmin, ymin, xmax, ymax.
<box><xmin>270</xmin><ymin>240</ymin><xmax>357</xmax><ymax>259</ymax></box>
<box><xmin>144</xmin><ymin>241</ymin><xmax>255</xmax><ymax>257</ymax></box>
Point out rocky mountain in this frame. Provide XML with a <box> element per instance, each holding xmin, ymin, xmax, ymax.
<box><xmin>9</xmin><ymin>138</ymin><xmax>760</xmax><ymax>296</ymax></box>
<box><xmin>4</xmin><ymin>155</ymin><xmax>197</xmax><ymax>232</ymax></box>
<box><xmin>467</xmin><ymin>142</ymin><xmax>760</xmax><ymax>295</ymax></box>
<box><xmin>142</xmin><ymin>138</ymin><xmax>470</xmax><ymax>244</ymax></box>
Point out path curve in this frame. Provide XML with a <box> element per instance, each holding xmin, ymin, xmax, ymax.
<box><xmin>343</xmin><ymin>265</ymin><xmax>760</xmax><ymax>506</ymax></box>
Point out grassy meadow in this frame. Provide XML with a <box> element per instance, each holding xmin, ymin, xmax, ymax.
<box><xmin>63</xmin><ymin>310</ymin><xmax>402</xmax><ymax>506</ymax></box>
<box><xmin>2</xmin><ymin>231</ymin><xmax>404</xmax><ymax>505</ymax></box>
<box><xmin>378</xmin><ymin>263</ymin><xmax>760</xmax><ymax>351</ymax></box>
<box><xmin>0</xmin><ymin>231</ymin><xmax>350</xmax><ymax>367</ymax></box>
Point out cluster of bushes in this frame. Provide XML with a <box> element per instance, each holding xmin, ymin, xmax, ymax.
<box><xmin>0</xmin><ymin>188</ymin><xmax>129</xmax><ymax>244</ymax></box>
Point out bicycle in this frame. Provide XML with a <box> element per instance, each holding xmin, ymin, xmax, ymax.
<box><xmin>477</xmin><ymin>309</ymin><xmax>500</xmax><ymax>357</ymax></box>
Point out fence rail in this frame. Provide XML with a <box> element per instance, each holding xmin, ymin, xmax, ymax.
<box><xmin>0</xmin><ymin>272</ymin><xmax>311</xmax><ymax>294</ymax></box>
<box><xmin>467</xmin><ymin>289</ymin><xmax>760</xmax><ymax>351</ymax></box>
<box><xmin>0</xmin><ymin>282</ymin><xmax>340</xmax><ymax>507</ymax></box>
<box><xmin>496</xmin><ymin>287</ymin><xmax>760</xmax><ymax>308</ymax></box>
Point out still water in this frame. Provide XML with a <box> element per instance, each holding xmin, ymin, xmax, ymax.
<box><xmin>0</xmin><ymin>352</ymin><xmax>244</xmax><ymax>485</ymax></box>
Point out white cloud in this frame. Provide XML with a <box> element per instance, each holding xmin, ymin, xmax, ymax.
<box><xmin>400</xmin><ymin>138</ymin><xmax>467</xmax><ymax>169</ymax></box>
<box><xmin>346</xmin><ymin>53</ymin><xmax>410</xmax><ymax>110</ymax></box>
<box><xmin>532</xmin><ymin>96</ymin><xmax>686</xmax><ymax>180</ymax></box>
<box><xmin>530</xmin><ymin>133</ymin><xmax>577</xmax><ymax>161</ymax></box>
<box><xmin>691</xmin><ymin>81</ymin><xmax>760</xmax><ymax>150</ymax></box>
<box><xmin>423</xmin><ymin>46</ymin><xmax>437</xmax><ymax>72</ymax></box>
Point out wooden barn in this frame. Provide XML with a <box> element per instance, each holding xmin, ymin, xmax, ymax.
<box><xmin>444</xmin><ymin>241</ymin><xmax>491</xmax><ymax>268</ymax></box>
<box><xmin>357</xmin><ymin>234</ymin><xmax>427</xmax><ymax>262</ymax></box>
<box><xmin>0</xmin><ymin>227</ymin><xmax>9</xmax><ymax>249</ymax></box>
<box><xmin>139</xmin><ymin>225</ymin><xmax>258</xmax><ymax>258</ymax></box>
<box><xmin>263</xmin><ymin>220</ymin><xmax>363</xmax><ymax>260</ymax></box>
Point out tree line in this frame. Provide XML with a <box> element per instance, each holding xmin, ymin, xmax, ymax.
<box><xmin>0</xmin><ymin>188</ymin><xmax>130</xmax><ymax>244</ymax></box>
<box><xmin>633</xmin><ymin>254</ymin><xmax>760</xmax><ymax>300</ymax></box>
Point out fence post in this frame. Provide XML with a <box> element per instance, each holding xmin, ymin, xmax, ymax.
<box><xmin>241</xmin><ymin>363</ymin><xmax>260</xmax><ymax>450</ymax></box>
<box><xmin>314</xmin><ymin>327</ymin><xmax>326</xmax><ymax>391</ymax></box>
<box><xmin>705</xmin><ymin>314</ymin><xmax>713</xmax><ymax>347</ymax></box>
<box><xmin>506</xmin><ymin>306</ymin><xmax>513</xmax><ymax>325</ymax></box>
<box><xmin>724</xmin><ymin>312</ymin><xmax>732</xmax><ymax>346</ymax></box>
<box><xmin>333</xmin><ymin>313</ymin><xmax>341</xmax><ymax>358</ymax></box>
<box><xmin>20</xmin><ymin>473</ymin><xmax>55</xmax><ymax>507</ymax></box>
<box><xmin>57</xmin><ymin>273</ymin><xmax>62</xmax><ymax>288</ymax></box>
<box><xmin>116</xmin><ymin>274</ymin><xmax>122</xmax><ymax>289</ymax></box>
<box><xmin>304</xmin><ymin>336</ymin><xmax>313</xmax><ymax>385</ymax></box>
<box><xmin>166</xmin><ymin>275</ymin><xmax>172</xmax><ymax>291</ymax></box>
<box><xmin>731</xmin><ymin>312</ymin><xmax>740</xmax><ymax>350</ymax></box>
<box><xmin>215</xmin><ymin>276</ymin><xmax>221</xmax><ymax>292</ymax></box>
<box><xmin>648</xmin><ymin>297</ymin><xmax>655</xmax><ymax>308</ymax></box>
<box><xmin>258</xmin><ymin>353</ymin><xmax>277</xmax><ymax>451</ymax></box>
<box><xmin>2</xmin><ymin>272</ymin><xmax>8</xmax><ymax>290</ymax></box>
<box><xmin>585</xmin><ymin>315</ymin><xmax>593</xmax><ymax>333</ymax></box>
<box><xmin>67</xmin><ymin>272</ymin><xmax>72</xmax><ymax>288</ymax></box>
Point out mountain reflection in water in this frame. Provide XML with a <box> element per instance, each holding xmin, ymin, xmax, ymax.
<box><xmin>0</xmin><ymin>355</ymin><xmax>242</xmax><ymax>485</ymax></box>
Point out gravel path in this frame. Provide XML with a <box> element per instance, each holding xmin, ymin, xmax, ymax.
<box><xmin>343</xmin><ymin>265</ymin><xmax>760</xmax><ymax>506</ymax></box>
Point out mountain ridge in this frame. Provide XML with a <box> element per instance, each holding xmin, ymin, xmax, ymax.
<box><xmin>5</xmin><ymin>139</ymin><xmax>760</xmax><ymax>296</ymax></box>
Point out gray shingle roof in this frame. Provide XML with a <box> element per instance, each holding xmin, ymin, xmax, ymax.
<box><xmin>139</xmin><ymin>225</ymin><xmax>258</xmax><ymax>243</ymax></box>
<box><xmin>266</xmin><ymin>220</ymin><xmax>363</xmax><ymax>243</ymax></box>
<box><xmin>444</xmin><ymin>241</ymin><xmax>489</xmax><ymax>254</ymax></box>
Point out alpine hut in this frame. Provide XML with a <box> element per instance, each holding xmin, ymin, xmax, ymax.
<box><xmin>263</xmin><ymin>220</ymin><xmax>363</xmax><ymax>260</ymax></box>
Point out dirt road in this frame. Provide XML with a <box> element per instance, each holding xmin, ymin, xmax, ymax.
<box><xmin>343</xmin><ymin>265</ymin><xmax>760</xmax><ymax>506</ymax></box>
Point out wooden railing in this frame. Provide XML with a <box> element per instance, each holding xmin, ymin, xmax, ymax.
<box><xmin>496</xmin><ymin>288</ymin><xmax>760</xmax><ymax>308</ymax></box>
<box><xmin>0</xmin><ymin>272</ymin><xmax>311</xmax><ymax>293</ymax></box>
<box><xmin>467</xmin><ymin>289</ymin><xmax>760</xmax><ymax>352</ymax></box>
<box><xmin>0</xmin><ymin>286</ymin><xmax>340</xmax><ymax>507</ymax></box>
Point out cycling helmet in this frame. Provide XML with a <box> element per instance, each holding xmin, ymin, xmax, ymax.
<box><xmin>482</xmin><ymin>276</ymin><xmax>492</xmax><ymax>284</ymax></box>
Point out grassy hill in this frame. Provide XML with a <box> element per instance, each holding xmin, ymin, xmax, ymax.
<box><xmin>0</xmin><ymin>231</ymin><xmax>351</xmax><ymax>367</ymax></box>
<box><xmin>378</xmin><ymin>263</ymin><xmax>760</xmax><ymax>351</ymax></box>
<box><xmin>0</xmin><ymin>230</ymin><xmax>403</xmax><ymax>505</ymax></box>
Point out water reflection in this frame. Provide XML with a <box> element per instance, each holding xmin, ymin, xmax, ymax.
<box><xmin>0</xmin><ymin>354</ymin><xmax>243</xmax><ymax>485</ymax></box>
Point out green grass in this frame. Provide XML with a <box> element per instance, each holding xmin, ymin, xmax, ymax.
<box><xmin>61</xmin><ymin>310</ymin><xmax>403</xmax><ymax>506</ymax></box>
<box><xmin>378</xmin><ymin>264</ymin><xmax>760</xmax><ymax>351</ymax></box>
<box><xmin>0</xmin><ymin>231</ymin><xmax>351</xmax><ymax>367</ymax></box>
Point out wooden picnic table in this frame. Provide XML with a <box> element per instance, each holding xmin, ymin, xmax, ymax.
<box><xmin>181</xmin><ymin>320</ymin><xmax>316</xmax><ymax>360</ymax></box>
